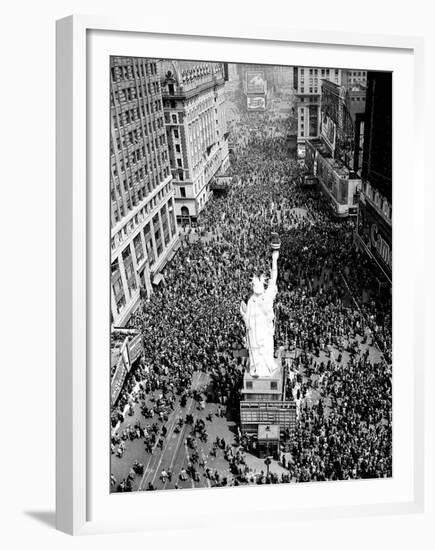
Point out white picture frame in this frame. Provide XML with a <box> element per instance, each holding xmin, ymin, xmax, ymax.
<box><xmin>56</xmin><ymin>15</ymin><xmax>425</xmax><ymax>535</ymax></box>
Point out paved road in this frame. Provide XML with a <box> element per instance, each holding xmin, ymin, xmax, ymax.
<box><xmin>111</xmin><ymin>371</ymin><xmax>240</xmax><ymax>492</ymax></box>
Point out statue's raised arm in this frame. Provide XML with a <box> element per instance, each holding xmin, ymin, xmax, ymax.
<box><xmin>269</xmin><ymin>249</ymin><xmax>279</xmax><ymax>287</ymax></box>
<box><xmin>267</xmin><ymin>232</ymin><xmax>280</xmax><ymax>289</ymax></box>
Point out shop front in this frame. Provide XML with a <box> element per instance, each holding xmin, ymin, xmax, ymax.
<box><xmin>356</xmin><ymin>196</ymin><xmax>392</xmax><ymax>282</ymax></box>
<box><xmin>257</xmin><ymin>424</ymin><xmax>280</xmax><ymax>459</ymax></box>
<box><xmin>110</xmin><ymin>331</ymin><xmax>145</xmax><ymax>406</ymax></box>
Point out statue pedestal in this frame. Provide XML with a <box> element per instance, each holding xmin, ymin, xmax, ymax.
<box><xmin>241</xmin><ymin>360</ymin><xmax>283</xmax><ymax>400</ymax></box>
<box><xmin>239</xmin><ymin>353</ymin><xmax>297</xmax><ymax>450</ymax></box>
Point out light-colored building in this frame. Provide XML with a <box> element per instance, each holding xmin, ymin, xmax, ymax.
<box><xmin>160</xmin><ymin>61</ymin><xmax>230</xmax><ymax>226</ymax></box>
<box><xmin>347</xmin><ymin>70</ymin><xmax>367</xmax><ymax>86</ymax></box>
<box><xmin>226</xmin><ymin>63</ymin><xmax>239</xmax><ymax>81</ymax></box>
<box><xmin>293</xmin><ymin>67</ymin><xmax>348</xmax><ymax>157</ymax></box>
<box><xmin>110</xmin><ymin>57</ymin><xmax>179</xmax><ymax>327</ymax></box>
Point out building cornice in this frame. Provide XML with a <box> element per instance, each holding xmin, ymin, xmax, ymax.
<box><xmin>162</xmin><ymin>77</ymin><xmax>225</xmax><ymax>100</ymax></box>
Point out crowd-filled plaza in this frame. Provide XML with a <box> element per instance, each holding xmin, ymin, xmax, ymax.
<box><xmin>110</xmin><ymin>94</ymin><xmax>392</xmax><ymax>492</ymax></box>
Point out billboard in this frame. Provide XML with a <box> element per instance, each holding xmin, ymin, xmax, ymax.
<box><xmin>247</xmin><ymin>96</ymin><xmax>266</xmax><ymax>110</ymax></box>
<box><xmin>297</xmin><ymin>143</ymin><xmax>306</xmax><ymax>159</ymax></box>
<box><xmin>111</xmin><ymin>333</ymin><xmax>144</xmax><ymax>404</ymax></box>
<box><xmin>246</xmin><ymin>71</ymin><xmax>266</xmax><ymax>94</ymax></box>
<box><xmin>111</xmin><ymin>355</ymin><xmax>128</xmax><ymax>405</ymax></box>
<box><xmin>128</xmin><ymin>333</ymin><xmax>144</xmax><ymax>365</ymax></box>
<box><xmin>357</xmin><ymin>199</ymin><xmax>392</xmax><ymax>280</ymax></box>
<box><xmin>321</xmin><ymin>112</ymin><xmax>337</xmax><ymax>154</ymax></box>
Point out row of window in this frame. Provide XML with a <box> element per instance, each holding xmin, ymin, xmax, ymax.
<box><xmin>111</xmin><ymin>208</ymin><xmax>174</xmax><ymax>316</ymax></box>
<box><xmin>185</xmin><ymin>92</ymin><xmax>217</xmax><ymax>122</ymax></box>
<box><xmin>112</xmin><ymin>191</ymin><xmax>176</xmax><ymax>260</ymax></box>
<box><xmin>111</xmin><ymin>81</ymin><xmax>160</xmax><ymax>106</ymax></box>
<box><xmin>111</xmin><ymin>160</ymin><xmax>171</xmax><ymax>201</ymax></box>
<box><xmin>111</xmin><ymin>166</ymin><xmax>171</xmax><ymax>224</ymax></box>
<box><xmin>112</xmin><ymin>127</ymin><xmax>166</xmax><ymax>157</ymax></box>
<box><xmin>112</xmin><ymin>98</ymin><xmax>162</xmax><ymax>123</ymax></box>
<box><xmin>112</xmin><ymin>110</ymin><xmax>164</xmax><ymax>135</ymax></box>
<box><xmin>110</xmin><ymin>60</ymin><xmax>158</xmax><ymax>83</ymax></box>
<box><xmin>112</xmin><ymin>151</ymin><xmax>168</xmax><ymax>183</ymax></box>
<box><xmin>300</xmin><ymin>67</ymin><xmax>339</xmax><ymax>76</ymax></box>
<box><xmin>299</xmin><ymin>87</ymin><xmax>318</xmax><ymax>94</ymax></box>
<box><xmin>299</xmin><ymin>97</ymin><xmax>318</xmax><ymax>103</ymax></box>
<box><xmin>245</xmin><ymin>381</ymin><xmax>278</xmax><ymax>390</ymax></box>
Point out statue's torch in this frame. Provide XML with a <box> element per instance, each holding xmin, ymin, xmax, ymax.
<box><xmin>271</xmin><ymin>232</ymin><xmax>281</xmax><ymax>252</ymax></box>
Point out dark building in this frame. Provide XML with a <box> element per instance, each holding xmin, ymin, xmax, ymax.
<box><xmin>361</xmin><ymin>72</ymin><xmax>392</xmax><ymax>203</ymax></box>
<box><xmin>356</xmin><ymin>71</ymin><xmax>392</xmax><ymax>282</ymax></box>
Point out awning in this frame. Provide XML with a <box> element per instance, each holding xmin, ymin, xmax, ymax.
<box><xmin>167</xmin><ymin>240</ymin><xmax>181</xmax><ymax>262</ymax></box>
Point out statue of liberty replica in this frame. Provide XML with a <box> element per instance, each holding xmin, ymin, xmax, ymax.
<box><xmin>238</xmin><ymin>233</ymin><xmax>295</xmax><ymax>457</ymax></box>
<box><xmin>239</xmin><ymin>233</ymin><xmax>281</xmax><ymax>377</ymax></box>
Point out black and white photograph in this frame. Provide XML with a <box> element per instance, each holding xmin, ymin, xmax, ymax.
<box><xmin>3</xmin><ymin>0</ymin><xmax>434</xmax><ymax>543</ymax></box>
<box><xmin>109</xmin><ymin>57</ymin><xmax>392</xmax><ymax>493</ymax></box>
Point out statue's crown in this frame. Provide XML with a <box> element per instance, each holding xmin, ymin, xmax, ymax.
<box><xmin>252</xmin><ymin>274</ymin><xmax>266</xmax><ymax>286</ymax></box>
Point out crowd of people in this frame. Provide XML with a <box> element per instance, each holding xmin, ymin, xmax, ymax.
<box><xmin>110</xmin><ymin>106</ymin><xmax>392</xmax><ymax>491</ymax></box>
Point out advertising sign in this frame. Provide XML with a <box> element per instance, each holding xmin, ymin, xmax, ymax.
<box><xmin>121</xmin><ymin>337</ymin><xmax>131</xmax><ymax>372</ymax></box>
<box><xmin>321</xmin><ymin>112</ymin><xmax>337</xmax><ymax>154</ymax></box>
<box><xmin>358</xmin><ymin>200</ymin><xmax>392</xmax><ymax>280</ymax></box>
<box><xmin>128</xmin><ymin>333</ymin><xmax>144</xmax><ymax>365</ymax></box>
<box><xmin>111</xmin><ymin>355</ymin><xmax>128</xmax><ymax>405</ymax></box>
<box><xmin>297</xmin><ymin>143</ymin><xmax>306</xmax><ymax>159</ymax></box>
<box><xmin>246</xmin><ymin>71</ymin><xmax>266</xmax><ymax>94</ymax></box>
<box><xmin>247</xmin><ymin>96</ymin><xmax>266</xmax><ymax>110</ymax></box>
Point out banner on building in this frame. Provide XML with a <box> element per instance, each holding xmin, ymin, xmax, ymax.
<box><xmin>321</xmin><ymin>113</ymin><xmax>337</xmax><ymax>154</ymax></box>
<box><xmin>246</xmin><ymin>71</ymin><xmax>266</xmax><ymax>94</ymax></box>
<box><xmin>128</xmin><ymin>333</ymin><xmax>144</xmax><ymax>365</ymax></box>
<box><xmin>247</xmin><ymin>96</ymin><xmax>266</xmax><ymax>110</ymax></box>
<box><xmin>111</xmin><ymin>355</ymin><xmax>128</xmax><ymax>405</ymax></box>
<box><xmin>120</xmin><ymin>338</ymin><xmax>131</xmax><ymax>372</ymax></box>
<box><xmin>357</xmin><ymin>200</ymin><xmax>392</xmax><ymax>280</ymax></box>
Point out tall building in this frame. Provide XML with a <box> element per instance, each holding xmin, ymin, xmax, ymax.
<box><xmin>293</xmin><ymin>66</ymin><xmax>348</xmax><ymax>158</ymax></box>
<box><xmin>304</xmin><ymin>78</ymin><xmax>365</xmax><ymax>217</ymax></box>
<box><xmin>110</xmin><ymin>57</ymin><xmax>179</xmax><ymax>326</ymax></box>
<box><xmin>226</xmin><ymin>63</ymin><xmax>239</xmax><ymax>81</ymax></box>
<box><xmin>160</xmin><ymin>61</ymin><xmax>230</xmax><ymax>226</ymax></box>
<box><xmin>347</xmin><ymin>70</ymin><xmax>367</xmax><ymax>86</ymax></box>
<box><xmin>356</xmin><ymin>72</ymin><xmax>392</xmax><ymax>282</ymax></box>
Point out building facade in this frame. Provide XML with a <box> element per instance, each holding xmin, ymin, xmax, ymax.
<box><xmin>110</xmin><ymin>57</ymin><xmax>179</xmax><ymax>327</ymax></box>
<box><xmin>304</xmin><ymin>78</ymin><xmax>366</xmax><ymax>217</ymax></box>
<box><xmin>293</xmin><ymin>67</ymin><xmax>348</xmax><ymax>158</ymax></box>
<box><xmin>356</xmin><ymin>72</ymin><xmax>392</xmax><ymax>282</ymax></box>
<box><xmin>347</xmin><ymin>70</ymin><xmax>367</xmax><ymax>86</ymax></box>
<box><xmin>160</xmin><ymin>61</ymin><xmax>230</xmax><ymax>226</ymax></box>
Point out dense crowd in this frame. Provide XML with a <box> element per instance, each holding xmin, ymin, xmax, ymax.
<box><xmin>111</xmin><ymin>108</ymin><xmax>392</xmax><ymax>491</ymax></box>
